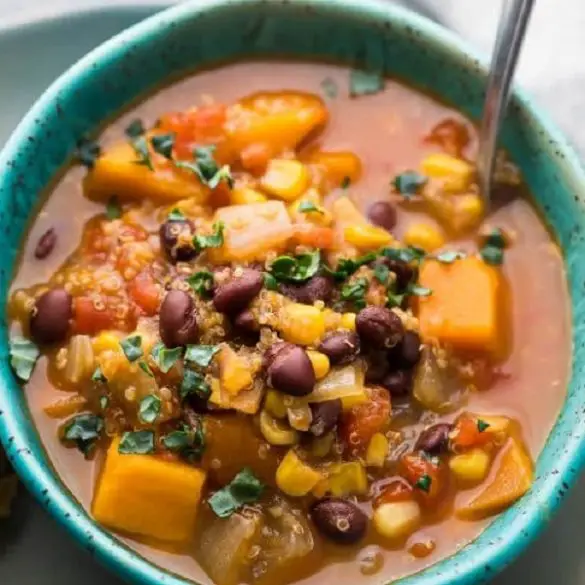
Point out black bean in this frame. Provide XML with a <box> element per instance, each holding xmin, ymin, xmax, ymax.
<box><xmin>159</xmin><ymin>290</ymin><xmax>198</xmax><ymax>347</ymax></box>
<box><xmin>318</xmin><ymin>331</ymin><xmax>360</xmax><ymax>365</ymax></box>
<box><xmin>213</xmin><ymin>269</ymin><xmax>263</xmax><ymax>315</ymax></box>
<box><xmin>233</xmin><ymin>309</ymin><xmax>258</xmax><ymax>333</ymax></box>
<box><xmin>415</xmin><ymin>423</ymin><xmax>453</xmax><ymax>454</ymax></box>
<box><xmin>365</xmin><ymin>352</ymin><xmax>390</xmax><ymax>384</ymax></box>
<box><xmin>278</xmin><ymin>275</ymin><xmax>334</xmax><ymax>305</ymax></box>
<box><xmin>159</xmin><ymin>219</ymin><xmax>197</xmax><ymax>263</ymax></box>
<box><xmin>30</xmin><ymin>289</ymin><xmax>72</xmax><ymax>345</ymax></box>
<box><xmin>34</xmin><ymin>228</ymin><xmax>57</xmax><ymax>260</ymax></box>
<box><xmin>367</xmin><ymin>201</ymin><xmax>397</xmax><ymax>232</ymax></box>
<box><xmin>381</xmin><ymin>369</ymin><xmax>413</xmax><ymax>397</ymax></box>
<box><xmin>399</xmin><ymin>330</ymin><xmax>422</xmax><ymax>368</ymax></box>
<box><xmin>309</xmin><ymin>400</ymin><xmax>342</xmax><ymax>437</ymax></box>
<box><xmin>374</xmin><ymin>257</ymin><xmax>416</xmax><ymax>291</ymax></box>
<box><xmin>356</xmin><ymin>306</ymin><xmax>404</xmax><ymax>349</ymax></box>
<box><xmin>266</xmin><ymin>344</ymin><xmax>315</xmax><ymax>396</ymax></box>
<box><xmin>311</xmin><ymin>498</ymin><xmax>367</xmax><ymax>544</ymax></box>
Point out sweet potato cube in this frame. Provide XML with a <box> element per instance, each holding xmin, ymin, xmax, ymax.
<box><xmin>456</xmin><ymin>436</ymin><xmax>534</xmax><ymax>520</ymax></box>
<box><xmin>210</xmin><ymin>201</ymin><xmax>292</xmax><ymax>263</ymax></box>
<box><xmin>219</xmin><ymin>345</ymin><xmax>253</xmax><ymax>396</ymax></box>
<box><xmin>418</xmin><ymin>257</ymin><xmax>501</xmax><ymax>352</ymax></box>
<box><xmin>92</xmin><ymin>438</ymin><xmax>206</xmax><ymax>543</ymax></box>
<box><xmin>84</xmin><ymin>141</ymin><xmax>209</xmax><ymax>203</ymax></box>
<box><xmin>308</xmin><ymin>151</ymin><xmax>362</xmax><ymax>190</ymax></box>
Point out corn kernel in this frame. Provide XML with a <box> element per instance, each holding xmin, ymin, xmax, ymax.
<box><xmin>259</xmin><ymin>410</ymin><xmax>299</xmax><ymax>446</ymax></box>
<box><xmin>340</xmin><ymin>312</ymin><xmax>356</xmax><ymax>331</ymax></box>
<box><xmin>261</xmin><ymin>159</ymin><xmax>310</xmax><ymax>201</ymax></box>
<box><xmin>279</xmin><ymin>303</ymin><xmax>325</xmax><ymax>346</ymax></box>
<box><xmin>325</xmin><ymin>462</ymin><xmax>368</xmax><ymax>496</ymax></box>
<box><xmin>449</xmin><ymin>447</ymin><xmax>491</xmax><ymax>483</ymax></box>
<box><xmin>344</xmin><ymin>224</ymin><xmax>393</xmax><ymax>250</ymax></box>
<box><xmin>92</xmin><ymin>331</ymin><xmax>121</xmax><ymax>354</ymax></box>
<box><xmin>421</xmin><ymin>153</ymin><xmax>474</xmax><ymax>193</ymax></box>
<box><xmin>264</xmin><ymin>390</ymin><xmax>287</xmax><ymax>419</ymax></box>
<box><xmin>452</xmin><ymin>193</ymin><xmax>484</xmax><ymax>231</ymax></box>
<box><xmin>373</xmin><ymin>501</ymin><xmax>421</xmax><ymax>540</ymax></box>
<box><xmin>306</xmin><ymin>350</ymin><xmax>330</xmax><ymax>380</ymax></box>
<box><xmin>366</xmin><ymin>433</ymin><xmax>389</xmax><ymax>467</ymax></box>
<box><xmin>403</xmin><ymin>223</ymin><xmax>445</xmax><ymax>252</ymax></box>
<box><xmin>276</xmin><ymin>450</ymin><xmax>323</xmax><ymax>496</ymax></box>
<box><xmin>230</xmin><ymin>187</ymin><xmax>268</xmax><ymax>205</ymax></box>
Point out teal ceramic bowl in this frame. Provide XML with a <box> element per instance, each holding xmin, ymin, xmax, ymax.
<box><xmin>1</xmin><ymin>0</ymin><xmax>584</xmax><ymax>583</ymax></box>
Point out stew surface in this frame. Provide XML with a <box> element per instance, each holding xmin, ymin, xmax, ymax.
<box><xmin>8</xmin><ymin>62</ymin><xmax>570</xmax><ymax>585</ymax></box>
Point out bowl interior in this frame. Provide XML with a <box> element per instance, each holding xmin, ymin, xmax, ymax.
<box><xmin>1</xmin><ymin>1</ymin><xmax>585</xmax><ymax>584</ymax></box>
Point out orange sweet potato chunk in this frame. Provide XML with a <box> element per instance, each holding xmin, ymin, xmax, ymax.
<box><xmin>92</xmin><ymin>438</ymin><xmax>206</xmax><ymax>543</ymax></box>
<box><xmin>210</xmin><ymin>201</ymin><xmax>293</xmax><ymax>263</ymax></box>
<box><xmin>84</xmin><ymin>141</ymin><xmax>209</xmax><ymax>203</ymax></box>
<box><xmin>456</xmin><ymin>436</ymin><xmax>534</xmax><ymax>520</ymax></box>
<box><xmin>418</xmin><ymin>256</ymin><xmax>501</xmax><ymax>352</ymax></box>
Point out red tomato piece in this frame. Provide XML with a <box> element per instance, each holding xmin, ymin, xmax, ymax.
<box><xmin>399</xmin><ymin>453</ymin><xmax>447</xmax><ymax>508</ymax></box>
<box><xmin>292</xmin><ymin>225</ymin><xmax>335</xmax><ymax>249</ymax></box>
<box><xmin>425</xmin><ymin>118</ymin><xmax>470</xmax><ymax>157</ymax></box>
<box><xmin>72</xmin><ymin>296</ymin><xmax>115</xmax><ymax>335</ymax></box>
<box><xmin>372</xmin><ymin>478</ymin><xmax>414</xmax><ymax>508</ymax></box>
<box><xmin>128</xmin><ymin>272</ymin><xmax>160</xmax><ymax>316</ymax></box>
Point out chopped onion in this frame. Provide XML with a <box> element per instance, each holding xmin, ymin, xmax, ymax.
<box><xmin>64</xmin><ymin>335</ymin><xmax>94</xmax><ymax>384</ymax></box>
<box><xmin>307</xmin><ymin>363</ymin><xmax>366</xmax><ymax>410</ymax></box>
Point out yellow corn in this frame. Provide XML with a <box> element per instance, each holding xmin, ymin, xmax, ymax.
<box><xmin>344</xmin><ymin>224</ymin><xmax>393</xmax><ymax>250</ymax></box>
<box><xmin>219</xmin><ymin>346</ymin><xmax>253</xmax><ymax>396</ymax></box>
<box><xmin>259</xmin><ymin>410</ymin><xmax>299</xmax><ymax>446</ymax></box>
<box><xmin>276</xmin><ymin>450</ymin><xmax>323</xmax><ymax>497</ymax></box>
<box><xmin>403</xmin><ymin>222</ymin><xmax>445</xmax><ymax>252</ymax></box>
<box><xmin>373</xmin><ymin>501</ymin><xmax>421</xmax><ymax>540</ymax></box>
<box><xmin>366</xmin><ymin>433</ymin><xmax>389</xmax><ymax>468</ymax></box>
<box><xmin>452</xmin><ymin>193</ymin><xmax>484</xmax><ymax>231</ymax></box>
<box><xmin>230</xmin><ymin>187</ymin><xmax>268</xmax><ymax>205</ymax></box>
<box><xmin>92</xmin><ymin>331</ymin><xmax>121</xmax><ymax>354</ymax></box>
<box><xmin>449</xmin><ymin>447</ymin><xmax>491</xmax><ymax>483</ymax></box>
<box><xmin>421</xmin><ymin>153</ymin><xmax>474</xmax><ymax>193</ymax></box>
<box><xmin>279</xmin><ymin>303</ymin><xmax>325</xmax><ymax>346</ymax></box>
<box><xmin>340</xmin><ymin>312</ymin><xmax>356</xmax><ymax>331</ymax></box>
<box><xmin>306</xmin><ymin>350</ymin><xmax>330</xmax><ymax>380</ymax></box>
<box><xmin>264</xmin><ymin>389</ymin><xmax>287</xmax><ymax>419</ymax></box>
<box><xmin>324</xmin><ymin>462</ymin><xmax>368</xmax><ymax>497</ymax></box>
<box><xmin>261</xmin><ymin>159</ymin><xmax>310</xmax><ymax>201</ymax></box>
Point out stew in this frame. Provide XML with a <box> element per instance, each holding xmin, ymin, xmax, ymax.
<box><xmin>7</xmin><ymin>61</ymin><xmax>569</xmax><ymax>585</ymax></box>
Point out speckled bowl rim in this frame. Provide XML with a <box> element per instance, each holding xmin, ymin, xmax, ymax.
<box><xmin>1</xmin><ymin>1</ymin><xmax>584</xmax><ymax>584</ymax></box>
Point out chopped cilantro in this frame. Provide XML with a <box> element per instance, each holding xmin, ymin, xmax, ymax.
<box><xmin>263</xmin><ymin>272</ymin><xmax>278</xmax><ymax>291</ymax></box>
<box><xmin>162</xmin><ymin>421</ymin><xmax>205</xmax><ymax>462</ymax></box>
<box><xmin>75</xmin><ymin>136</ymin><xmax>101</xmax><ymax>168</ymax></box>
<box><xmin>138</xmin><ymin>394</ymin><xmax>161</xmax><ymax>424</ymax></box>
<box><xmin>119</xmin><ymin>335</ymin><xmax>143</xmax><ymax>363</ymax></box>
<box><xmin>480</xmin><ymin>228</ymin><xmax>506</xmax><ymax>266</ymax></box>
<box><xmin>208</xmin><ymin>468</ymin><xmax>264</xmax><ymax>518</ymax></box>
<box><xmin>177</xmin><ymin>145</ymin><xmax>234</xmax><ymax>189</ymax></box>
<box><xmin>150</xmin><ymin>132</ymin><xmax>175</xmax><ymax>160</ymax></box>
<box><xmin>320</xmin><ymin>77</ymin><xmax>338</xmax><ymax>100</ymax></box>
<box><xmin>180</xmin><ymin>369</ymin><xmax>211</xmax><ymax>401</ymax></box>
<box><xmin>382</xmin><ymin>246</ymin><xmax>426</xmax><ymax>264</ymax></box>
<box><xmin>186</xmin><ymin>270</ymin><xmax>215</xmax><ymax>297</ymax></box>
<box><xmin>118</xmin><ymin>430</ymin><xmax>155</xmax><ymax>455</ymax></box>
<box><xmin>350</xmin><ymin>69</ymin><xmax>384</xmax><ymax>97</ymax></box>
<box><xmin>129</xmin><ymin>135</ymin><xmax>154</xmax><ymax>171</ymax></box>
<box><xmin>270</xmin><ymin>250</ymin><xmax>321</xmax><ymax>283</ymax></box>
<box><xmin>9</xmin><ymin>336</ymin><xmax>40</xmax><ymax>382</ymax></box>
<box><xmin>138</xmin><ymin>360</ymin><xmax>154</xmax><ymax>377</ymax></box>
<box><xmin>185</xmin><ymin>345</ymin><xmax>220</xmax><ymax>368</ymax></box>
<box><xmin>99</xmin><ymin>396</ymin><xmax>109</xmax><ymax>410</ymax></box>
<box><xmin>298</xmin><ymin>200</ymin><xmax>323</xmax><ymax>214</ymax></box>
<box><xmin>392</xmin><ymin>171</ymin><xmax>428</xmax><ymax>198</ymax></box>
<box><xmin>407</xmin><ymin>284</ymin><xmax>432</xmax><ymax>297</ymax></box>
<box><xmin>62</xmin><ymin>413</ymin><xmax>103</xmax><ymax>458</ymax></box>
<box><xmin>415</xmin><ymin>474</ymin><xmax>432</xmax><ymax>493</ymax></box>
<box><xmin>105</xmin><ymin>195</ymin><xmax>122</xmax><ymax>220</ymax></box>
<box><xmin>91</xmin><ymin>366</ymin><xmax>107</xmax><ymax>383</ymax></box>
<box><xmin>124</xmin><ymin>119</ymin><xmax>146</xmax><ymax>138</ymax></box>
<box><xmin>341</xmin><ymin>277</ymin><xmax>368</xmax><ymax>309</ymax></box>
<box><xmin>477</xmin><ymin>419</ymin><xmax>491</xmax><ymax>433</ymax></box>
<box><xmin>168</xmin><ymin>207</ymin><xmax>185</xmax><ymax>221</ymax></box>
<box><xmin>435</xmin><ymin>250</ymin><xmax>466</xmax><ymax>264</ymax></box>
<box><xmin>373</xmin><ymin>263</ymin><xmax>390</xmax><ymax>285</ymax></box>
<box><xmin>193</xmin><ymin>222</ymin><xmax>224</xmax><ymax>251</ymax></box>
<box><xmin>386</xmin><ymin>290</ymin><xmax>406</xmax><ymax>308</ymax></box>
<box><xmin>326</xmin><ymin>252</ymin><xmax>376</xmax><ymax>281</ymax></box>
<box><xmin>341</xmin><ymin>176</ymin><xmax>351</xmax><ymax>189</ymax></box>
<box><xmin>151</xmin><ymin>342</ymin><xmax>183</xmax><ymax>373</ymax></box>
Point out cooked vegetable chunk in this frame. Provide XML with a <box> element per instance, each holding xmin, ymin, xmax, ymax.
<box><xmin>92</xmin><ymin>438</ymin><xmax>206</xmax><ymax>543</ymax></box>
<box><xmin>418</xmin><ymin>257</ymin><xmax>501</xmax><ymax>351</ymax></box>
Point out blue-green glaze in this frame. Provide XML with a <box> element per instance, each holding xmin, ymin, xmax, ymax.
<box><xmin>0</xmin><ymin>0</ymin><xmax>583</xmax><ymax>583</ymax></box>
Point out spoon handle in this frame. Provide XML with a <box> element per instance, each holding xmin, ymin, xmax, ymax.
<box><xmin>477</xmin><ymin>0</ymin><xmax>535</xmax><ymax>203</ymax></box>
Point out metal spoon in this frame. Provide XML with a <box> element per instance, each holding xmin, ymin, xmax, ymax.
<box><xmin>477</xmin><ymin>0</ymin><xmax>535</xmax><ymax>205</ymax></box>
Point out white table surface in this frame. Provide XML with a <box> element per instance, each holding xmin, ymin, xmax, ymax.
<box><xmin>1</xmin><ymin>1</ymin><xmax>585</xmax><ymax>584</ymax></box>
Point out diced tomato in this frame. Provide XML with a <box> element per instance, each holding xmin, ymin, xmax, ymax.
<box><xmin>425</xmin><ymin>118</ymin><xmax>470</xmax><ymax>157</ymax></box>
<box><xmin>240</xmin><ymin>142</ymin><xmax>272</xmax><ymax>174</ymax></box>
<box><xmin>128</xmin><ymin>272</ymin><xmax>160</xmax><ymax>316</ymax></box>
<box><xmin>72</xmin><ymin>296</ymin><xmax>114</xmax><ymax>335</ymax></box>
<box><xmin>450</xmin><ymin>412</ymin><xmax>500</xmax><ymax>451</ymax></box>
<box><xmin>292</xmin><ymin>224</ymin><xmax>335</xmax><ymax>249</ymax></box>
<box><xmin>372</xmin><ymin>478</ymin><xmax>414</xmax><ymax>508</ymax></box>
<box><xmin>340</xmin><ymin>386</ymin><xmax>391</xmax><ymax>456</ymax></box>
<box><xmin>399</xmin><ymin>453</ymin><xmax>447</xmax><ymax>508</ymax></box>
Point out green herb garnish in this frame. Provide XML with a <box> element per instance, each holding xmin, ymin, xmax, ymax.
<box><xmin>392</xmin><ymin>171</ymin><xmax>428</xmax><ymax>199</ymax></box>
<box><xmin>321</xmin><ymin>77</ymin><xmax>338</xmax><ymax>100</ymax></box>
<box><xmin>150</xmin><ymin>133</ymin><xmax>175</xmax><ymax>160</ymax></box>
<box><xmin>91</xmin><ymin>366</ymin><xmax>107</xmax><ymax>383</ymax></box>
<box><xmin>138</xmin><ymin>394</ymin><xmax>161</xmax><ymax>424</ymax></box>
<box><xmin>208</xmin><ymin>467</ymin><xmax>264</xmax><ymax>518</ymax></box>
<box><xmin>151</xmin><ymin>343</ymin><xmax>183</xmax><ymax>373</ymax></box>
<box><xmin>373</xmin><ymin>263</ymin><xmax>390</xmax><ymax>285</ymax></box>
<box><xmin>480</xmin><ymin>228</ymin><xmax>506</xmax><ymax>266</ymax></box>
<box><xmin>177</xmin><ymin>145</ymin><xmax>234</xmax><ymax>189</ymax></box>
<box><xmin>119</xmin><ymin>335</ymin><xmax>143</xmax><ymax>363</ymax></box>
<box><xmin>435</xmin><ymin>250</ymin><xmax>466</xmax><ymax>264</ymax></box>
<box><xmin>415</xmin><ymin>474</ymin><xmax>432</xmax><ymax>493</ymax></box>
<box><xmin>168</xmin><ymin>207</ymin><xmax>186</xmax><ymax>221</ymax></box>
<box><xmin>298</xmin><ymin>200</ymin><xmax>323</xmax><ymax>214</ymax></box>
<box><xmin>263</xmin><ymin>272</ymin><xmax>278</xmax><ymax>291</ymax></box>
<box><xmin>477</xmin><ymin>419</ymin><xmax>491</xmax><ymax>433</ymax></box>
<box><xmin>386</xmin><ymin>290</ymin><xmax>406</xmax><ymax>308</ymax></box>
<box><xmin>138</xmin><ymin>360</ymin><xmax>154</xmax><ymax>377</ymax></box>
<box><xmin>162</xmin><ymin>421</ymin><xmax>205</xmax><ymax>462</ymax></box>
<box><xmin>407</xmin><ymin>284</ymin><xmax>432</xmax><ymax>297</ymax></box>
<box><xmin>326</xmin><ymin>252</ymin><xmax>376</xmax><ymax>281</ymax></box>
<box><xmin>193</xmin><ymin>222</ymin><xmax>225</xmax><ymax>251</ymax></box>
<box><xmin>129</xmin><ymin>135</ymin><xmax>154</xmax><ymax>170</ymax></box>
<box><xmin>75</xmin><ymin>136</ymin><xmax>101</xmax><ymax>168</ymax></box>
<box><xmin>63</xmin><ymin>413</ymin><xmax>104</xmax><ymax>458</ymax></box>
<box><xmin>382</xmin><ymin>246</ymin><xmax>426</xmax><ymax>264</ymax></box>
<box><xmin>118</xmin><ymin>430</ymin><xmax>155</xmax><ymax>455</ymax></box>
<box><xmin>180</xmin><ymin>369</ymin><xmax>211</xmax><ymax>401</ymax></box>
<box><xmin>349</xmin><ymin>69</ymin><xmax>384</xmax><ymax>97</ymax></box>
<box><xmin>125</xmin><ymin>119</ymin><xmax>146</xmax><ymax>138</ymax></box>
<box><xmin>186</xmin><ymin>270</ymin><xmax>215</xmax><ymax>297</ymax></box>
<box><xmin>341</xmin><ymin>176</ymin><xmax>351</xmax><ymax>189</ymax></box>
<box><xmin>99</xmin><ymin>396</ymin><xmax>109</xmax><ymax>410</ymax></box>
<box><xmin>9</xmin><ymin>336</ymin><xmax>40</xmax><ymax>382</ymax></box>
<box><xmin>105</xmin><ymin>195</ymin><xmax>122</xmax><ymax>220</ymax></box>
<box><xmin>341</xmin><ymin>277</ymin><xmax>368</xmax><ymax>309</ymax></box>
<box><xmin>185</xmin><ymin>345</ymin><xmax>220</xmax><ymax>368</ymax></box>
<box><xmin>270</xmin><ymin>250</ymin><xmax>321</xmax><ymax>283</ymax></box>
